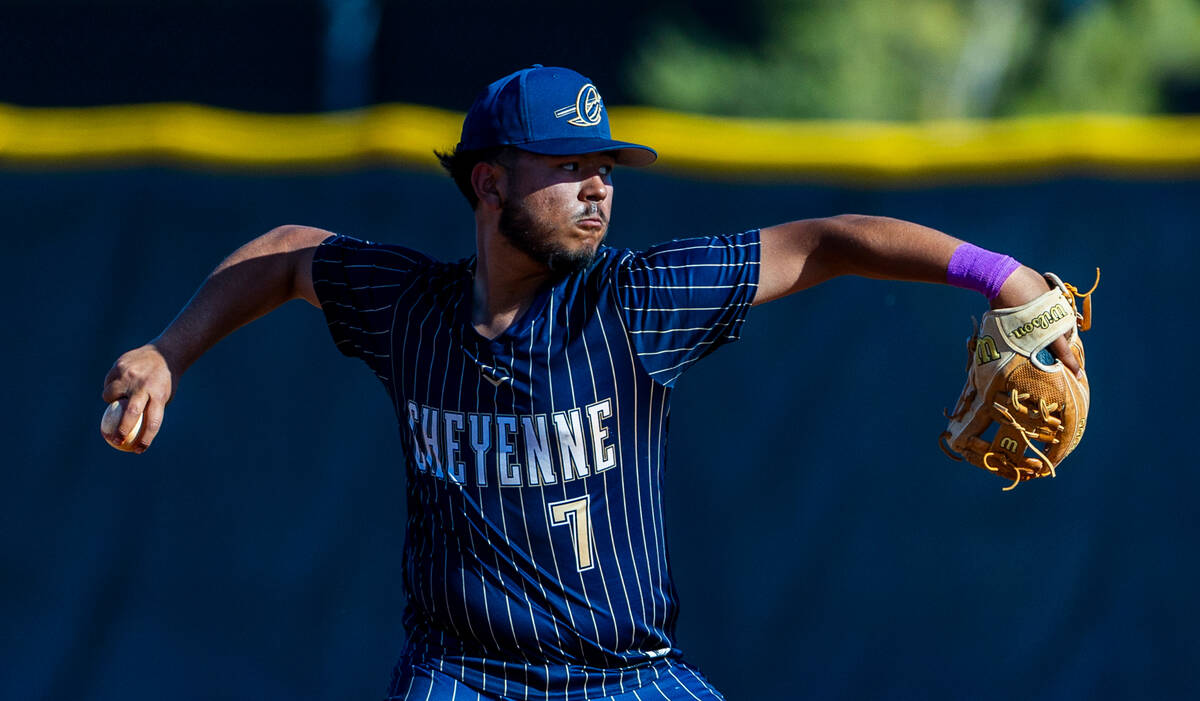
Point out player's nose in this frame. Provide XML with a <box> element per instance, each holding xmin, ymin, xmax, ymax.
<box><xmin>579</xmin><ymin>171</ymin><xmax>609</xmax><ymax>202</ymax></box>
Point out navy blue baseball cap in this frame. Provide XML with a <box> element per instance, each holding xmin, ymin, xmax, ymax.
<box><xmin>457</xmin><ymin>65</ymin><xmax>657</xmax><ymax>167</ymax></box>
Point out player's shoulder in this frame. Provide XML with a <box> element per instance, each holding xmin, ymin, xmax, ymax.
<box><xmin>313</xmin><ymin>234</ymin><xmax>474</xmax><ymax>306</ymax></box>
<box><xmin>593</xmin><ymin>230</ymin><xmax>762</xmax><ymax>282</ymax></box>
<box><xmin>318</xmin><ymin>233</ymin><xmax>440</xmax><ymax>270</ymax></box>
<box><xmin>633</xmin><ymin>230</ymin><xmax>762</xmax><ymax>264</ymax></box>
<box><xmin>318</xmin><ymin>234</ymin><xmax>480</xmax><ymax>285</ymax></box>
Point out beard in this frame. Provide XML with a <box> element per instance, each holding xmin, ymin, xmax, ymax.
<box><xmin>498</xmin><ymin>198</ymin><xmax>605</xmax><ymax>277</ymax></box>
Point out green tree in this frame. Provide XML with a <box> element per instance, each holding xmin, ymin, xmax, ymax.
<box><xmin>627</xmin><ymin>0</ymin><xmax>1200</xmax><ymax>119</ymax></box>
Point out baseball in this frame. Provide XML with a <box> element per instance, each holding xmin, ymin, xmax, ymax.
<box><xmin>100</xmin><ymin>398</ymin><xmax>143</xmax><ymax>452</ymax></box>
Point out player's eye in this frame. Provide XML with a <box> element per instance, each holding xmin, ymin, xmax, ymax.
<box><xmin>598</xmin><ymin>165</ymin><xmax>612</xmax><ymax>176</ymax></box>
<box><xmin>560</xmin><ymin>162</ymin><xmax>579</xmax><ymax>172</ymax></box>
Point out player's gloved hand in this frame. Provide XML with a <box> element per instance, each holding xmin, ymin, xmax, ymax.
<box><xmin>101</xmin><ymin>343</ymin><xmax>180</xmax><ymax>453</ymax></box>
<box><xmin>941</xmin><ymin>266</ymin><xmax>1097</xmax><ymax>489</ymax></box>
<box><xmin>990</xmin><ymin>265</ymin><xmax>1082</xmax><ymax>378</ymax></box>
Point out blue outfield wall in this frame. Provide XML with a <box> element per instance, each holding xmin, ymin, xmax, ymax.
<box><xmin>1</xmin><ymin>165</ymin><xmax>1196</xmax><ymax>700</ymax></box>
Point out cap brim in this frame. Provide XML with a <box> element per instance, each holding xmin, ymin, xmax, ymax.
<box><xmin>516</xmin><ymin>138</ymin><xmax>658</xmax><ymax>167</ymax></box>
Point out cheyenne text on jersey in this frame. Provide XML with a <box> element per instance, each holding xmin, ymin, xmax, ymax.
<box><xmin>404</xmin><ymin>398</ymin><xmax>617</xmax><ymax>488</ymax></box>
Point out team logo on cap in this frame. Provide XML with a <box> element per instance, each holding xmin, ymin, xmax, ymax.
<box><xmin>553</xmin><ymin>84</ymin><xmax>604</xmax><ymax>127</ymax></box>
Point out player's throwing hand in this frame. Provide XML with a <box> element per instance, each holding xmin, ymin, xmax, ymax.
<box><xmin>101</xmin><ymin>344</ymin><xmax>178</xmax><ymax>453</ymax></box>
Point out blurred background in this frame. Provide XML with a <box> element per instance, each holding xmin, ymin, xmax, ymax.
<box><xmin>5</xmin><ymin>0</ymin><xmax>1200</xmax><ymax>116</ymax></box>
<box><xmin>3</xmin><ymin>1</ymin><xmax>1198</xmax><ymax>699</ymax></box>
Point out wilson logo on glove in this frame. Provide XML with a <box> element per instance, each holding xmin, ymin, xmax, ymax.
<box><xmin>1009</xmin><ymin>303</ymin><xmax>1069</xmax><ymax>339</ymax></box>
<box><xmin>975</xmin><ymin>336</ymin><xmax>1001</xmax><ymax>365</ymax></box>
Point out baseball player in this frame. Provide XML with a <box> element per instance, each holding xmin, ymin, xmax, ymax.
<box><xmin>101</xmin><ymin>66</ymin><xmax>1080</xmax><ymax>700</ymax></box>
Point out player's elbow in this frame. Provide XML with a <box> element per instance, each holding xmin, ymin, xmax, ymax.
<box><xmin>817</xmin><ymin>214</ymin><xmax>879</xmax><ymax>247</ymax></box>
<box><xmin>802</xmin><ymin>214</ymin><xmax>877</xmax><ymax>278</ymax></box>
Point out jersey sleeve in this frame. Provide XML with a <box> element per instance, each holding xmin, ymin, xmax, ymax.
<box><xmin>613</xmin><ymin>229</ymin><xmax>761</xmax><ymax>387</ymax></box>
<box><xmin>310</xmin><ymin>234</ymin><xmax>432</xmax><ymax>375</ymax></box>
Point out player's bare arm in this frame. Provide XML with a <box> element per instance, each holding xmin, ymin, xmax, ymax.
<box><xmin>100</xmin><ymin>224</ymin><xmax>331</xmax><ymax>452</ymax></box>
<box><xmin>755</xmin><ymin>215</ymin><xmax>1082</xmax><ymax>376</ymax></box>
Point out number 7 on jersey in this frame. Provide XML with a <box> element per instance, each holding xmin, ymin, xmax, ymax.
<box><xmin>548</xmin><ymin>496</ymin><xmax>596</xmax><ymax>572</ymax></box>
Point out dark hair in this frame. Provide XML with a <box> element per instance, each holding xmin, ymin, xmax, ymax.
<box><xmin>434</xmin><ymin>145</ymin><xmax>519</xmax><ymax>209</ymax></box>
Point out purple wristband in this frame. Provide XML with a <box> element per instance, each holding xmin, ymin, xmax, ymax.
<box><xmin>946</xmin><ymin>243</ymin><xmax>1021</xmax><ymax>300</ymax></box>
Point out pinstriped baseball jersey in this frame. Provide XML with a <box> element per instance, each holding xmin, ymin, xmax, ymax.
<box><xmin>312</xmin><ymin>229</ymin><xmax>759</xmax><ymax>699</ymax></box>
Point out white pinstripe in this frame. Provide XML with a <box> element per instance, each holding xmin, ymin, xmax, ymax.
<box><xmin>642</xmin><ymin>240</ymin><xmax>758</xmax><ymax>258</ymax></box>
<box><xmin>449</xmin><ymin>329</ymin><xmax>486</xmax><ymax>667</ymax></box>
<box><xmin>370</xmin><ymin>246</ymin><xmax>424</xmax><ymax>263</ymax></box>
<box><xmin>517</xmin><ymin>308</ymin><xmax>570</xmax><ymax>661</ymax></box>
<box><xmin>595</xmin><ymin>309</ymin><xmax>649</xmax><ymax>649</ymax></box>
<box><xmin>651</xmin><ymin>386</ymin><xmax>671</xmax><ymax>621</ymax></box>
<box><xmin>465</xmin><ymin>356</ymin><xmax>504</xmax><ymax>692</ymax></box>
<box><xmin>484</xmin><ymin>373</ymin><xmax>517</xmax><ymax>699</ymax></box>
<box><xmin>408</xmin><ymin>289</ymin><xmax>444</xmax><ymax>620</ymax></box>
<box><xmin>580</xmin><ymin>317</ymin><xmax>634</xmax><ymax>694</ymax></box>
<box><xmin>622</xmin><ymin>306</ymin><xmax>727</xmax><ymax>312</ymax></box>
<box><xmin>629</xmin><ymin>261</ymin><xmax>760</xmax><ymax>270</ymax></box>
<box><xmin>644</xmin><ymin>282</ymin><xmax>759</xmax><ymax>289</ymax></box>
<box><xmin>404</xmin><ymin>278</ymin><xmax>464</xmax><ymax>638</ymax></box>
<box><xmin>635</xmin><ymin>339</ymin><xmax>718</xmax><ymax>358</ymax></box>
<box><xmin>423</xmin><ymin>671</ymin><xmax>435</xmax><ymax>701</ymax></box>
<box><xmin>666</xmin><ymin>668</ymin><xmax>708</xmax><ymax>701</ymax></box>
<box><xmin>646</xmin><ymin>355</ymin><xmax>701</xmax><ymax>378</ymax></box>
<box><xmin>327</xmin><ymin>320</ymin><xmax>392</xmax><ymax>335</ymax></box>
<box><xmin>612</xmin><ymin>298</ymin><xmax>659</xmax><ymax>644</ymax></box>
<box><xmin>629</xmin><ymin>327</ymin><xmax>712</xmax><ymax>335</ymax></box>
<box><xmin>435</xmin><ymin>290</ymin><xmax>464</xmax><ymax>649</ymax></box>
<box><xmin>322</xmin><ymin>299</ymin><xmax>391</xmax><ymax>312</ymax></box>
<box><xmin>345</xmin><ymin>263</ymin><xmax>418</xmax><ymax>272</ymax></box>
<box><xmin>560</xmin><ymin>302</ymin><xmax>613</xmax><ymax>694</ymax></box>
<box><xmin>316</xmin><ymin>279</ymin><xmax>425</xmax><ymax>290</ymax></box>
<box><xmin>543</xmin><ymin>295</ymin><xmax>602</xmax><ymax>666</ymax></box>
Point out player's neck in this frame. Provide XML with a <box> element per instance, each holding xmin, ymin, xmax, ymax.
<box><xmin>471</xmin><ymin>233</ymin><xmax>552</xmax><ymax>340</ymax></box>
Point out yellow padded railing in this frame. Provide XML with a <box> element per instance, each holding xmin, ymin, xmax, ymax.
<box><xmin>2</xmin><ymin>102</ymin><xmax>1198</xmax><ymax>179</ymax></box>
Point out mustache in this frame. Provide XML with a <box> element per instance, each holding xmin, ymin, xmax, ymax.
<box><xmin>576</xmin><ymin>203</ymin><xmax>608</xmax><ymax>224</ymax></box>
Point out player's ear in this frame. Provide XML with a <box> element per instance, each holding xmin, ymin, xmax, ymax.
<box><xmin>471</xmin><ymin>161</ymin><xmax>505</xmax><ymax>211</ymax></box>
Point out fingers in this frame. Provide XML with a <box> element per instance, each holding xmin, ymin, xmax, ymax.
<box><xmin>120</xmin><ymin>391</ymin><xmax>149</xmax><ymax>438</ymax></box>
<box><xmin>100</xmin><ymin>391</ymin><xmax>164</xmax><ymax>453</ymax></box>
<box><xmin>1049</xmin><ymin>334</ymin><xmax>1083</xmax><ymax>379</ymax></box>
<box><xmin>133</xmin><ymin>396</ymin><xmax>165</xmax><ymax>453</ymax></box>
<box><xmin>107</xmin><ymin>390</ymin><xmax>166</xmax><ymax>453</ymax></box>
<box><xmin>102</xmin><ymin>362</ymin><xmax>126</xmax><ymax>403</ymax></box>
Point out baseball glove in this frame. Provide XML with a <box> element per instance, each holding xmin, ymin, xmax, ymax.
<box><xmin>939</xmin><ymin>271</ymin><xmax>1098</xmax><ymax>490</ymax></box>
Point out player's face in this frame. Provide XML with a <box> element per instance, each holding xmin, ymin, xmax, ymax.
<box><xmin>498</xmin><ymin>151</ymin><xmax>615</xmax><ymax>275</ymax></box>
